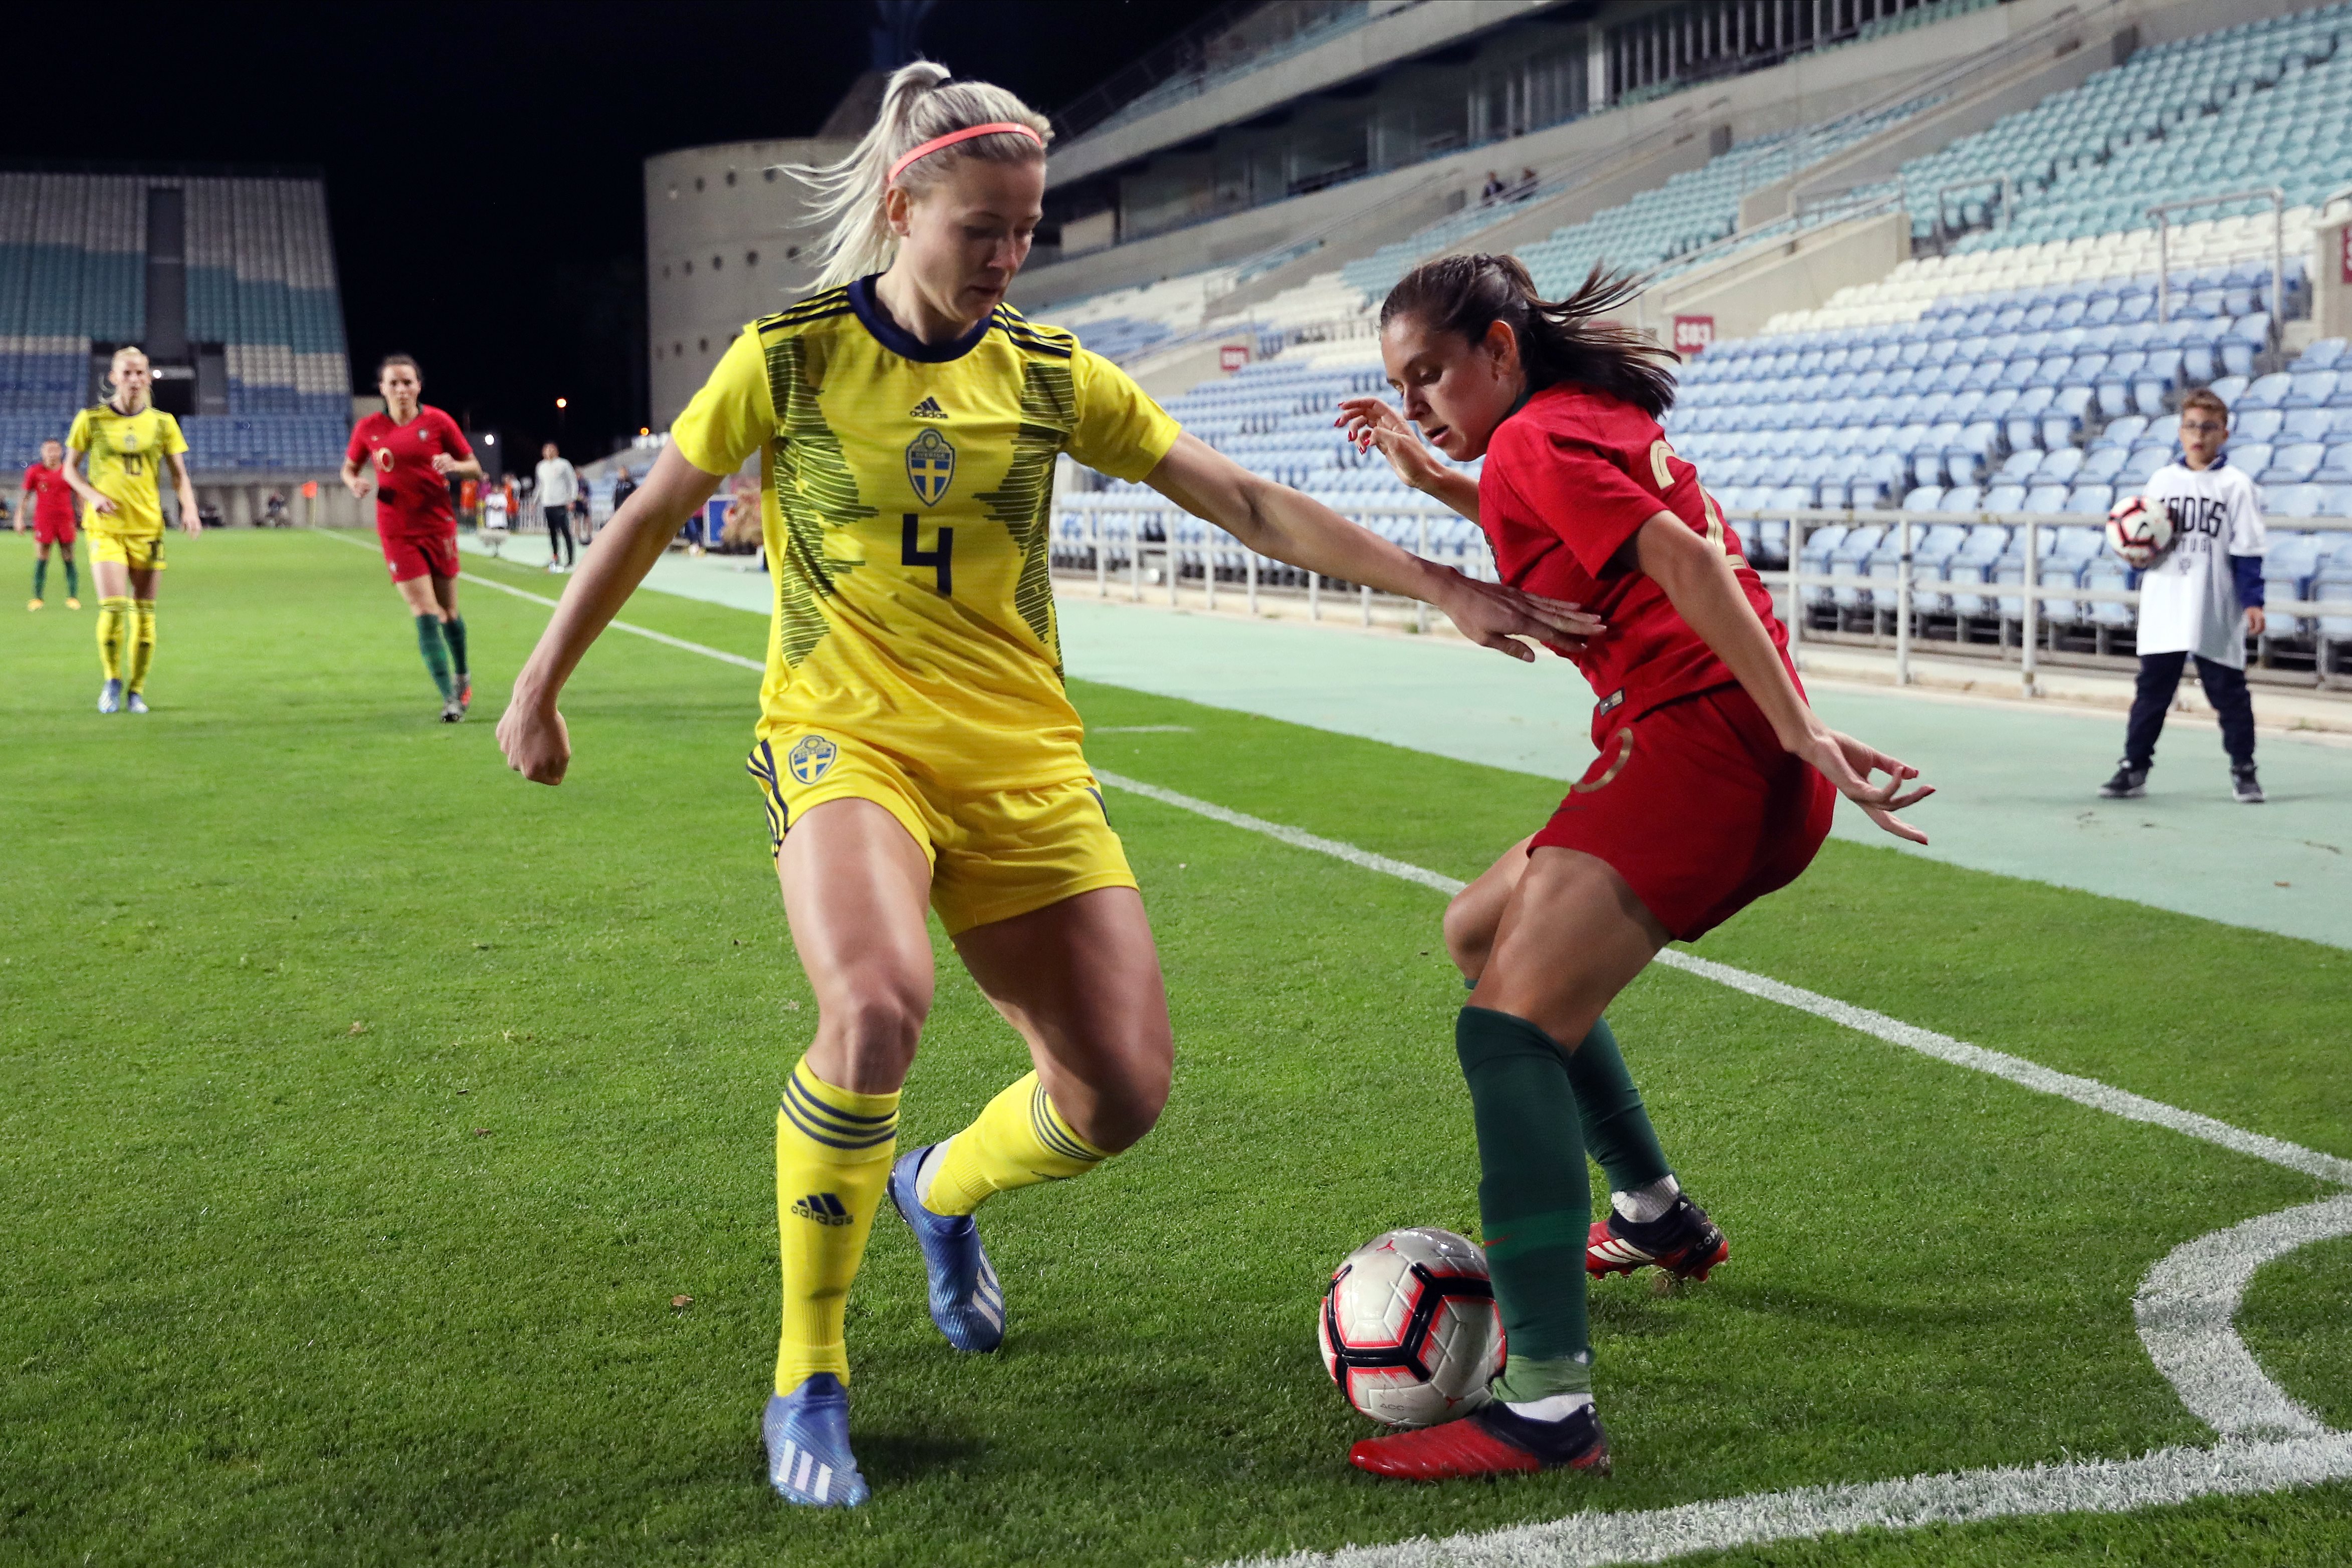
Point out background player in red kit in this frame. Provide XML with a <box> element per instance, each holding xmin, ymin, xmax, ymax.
<box><xmin>342</xmin><ymin>353</ymin><xmax>483</xmax><ymax>721</ymax></box>
<box><xmin>1338</xmin><ymin>254</ymin><xmax>1932</xmax><ymax>1482</ymax></box>
<box><xmin>21</xmin><ymin>437</ymin><xmax>82</xmax><ymax>610</ymax></box>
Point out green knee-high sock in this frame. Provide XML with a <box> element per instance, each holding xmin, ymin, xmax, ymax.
<box><xmin>1567</xmin><ymin>1017</ymin><xmax>1673</xmax><ymax>1197</ymax></box>
<box><xmin>1457</xmin><ymin>1005</ymin><xmax>1593</xmax><ymax>1403</ymax></box>
<box><xmin>441</xmin><ymin>614</ymin><xmax>468</xmax><ymax>678</ymax></box>
<box><xmin>414</xmin><ymin>613</ymin><xmax>454</xmax><ymax>700</ymax></box>
<box><xmin>64</xmin><ymin>552</ymin><xmax>78</xmax><ymax>598</ymax></box>
<box><xmin>32</xmin><ymin>556</ymin><xmax>46</xmax><ymax>599</ymax></box>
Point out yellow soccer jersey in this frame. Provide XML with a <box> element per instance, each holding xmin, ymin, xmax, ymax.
<box><xmin>67</xmin><ymin>401</ymin><xmax>187</xmax><ymax>536</ymax></box>
<box><xmin>671</xmin><ymin>279</ymin><xmax>1181</xmax><ymax>790</ymax></box>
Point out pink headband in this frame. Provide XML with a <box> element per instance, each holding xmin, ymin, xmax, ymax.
<box><xmin>888</xmin><ymin>121</ymin><xmax>1044</xmax><ymax>184</ymax></box>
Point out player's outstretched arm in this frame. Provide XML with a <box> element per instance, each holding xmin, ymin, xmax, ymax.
<box><xmin>1143</xmin><ymin>432</ymin><xmax>1597</xmax><ymax>662</ymax></box>
<box><xmin>1630</xmin><ymin>511</ymin><xmax>1933</xmax><ymax>843</ymax></box>
<box><xmin>498</xmin><ymin>442</ymin><xmax>728</xmax><ymax>785</ymax></box>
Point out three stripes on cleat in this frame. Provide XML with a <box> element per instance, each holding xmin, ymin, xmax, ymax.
<box><xmin>772</xmin><ymin>1436</ymin><xmax>840</xmax><ymax>1503</ymax></box>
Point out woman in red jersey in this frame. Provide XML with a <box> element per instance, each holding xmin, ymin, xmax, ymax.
<box><xmin>342</xmin><ymin>353</ymin><xmax>482</xmax><ymax>721</ymax></box>
<box><xmin>1335</xmin><ymin>254</ymin><xmax>1932</xmax><ymax>1482</ymax></box>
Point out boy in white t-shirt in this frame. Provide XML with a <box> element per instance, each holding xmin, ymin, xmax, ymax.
<box><xmin>2099</xmin><ymin>387</ymin><xmax>2268</xmax><ymax>804</ymax></box>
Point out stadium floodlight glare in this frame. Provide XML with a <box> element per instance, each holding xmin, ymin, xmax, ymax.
<box><xmin>556</xmin><ymin>397</ymin><xmax>568</xmax><ymax>409</ymax></box>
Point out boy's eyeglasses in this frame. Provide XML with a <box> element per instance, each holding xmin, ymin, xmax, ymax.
<box><xmin>2179</xmin><ymin>419</ymin><xmax>2228</xmax><ymax>434</ymax></box>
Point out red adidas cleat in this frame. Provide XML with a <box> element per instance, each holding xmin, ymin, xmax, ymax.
<box><xmin>1587</xmin><ymin>1194</ymin><xmax>1729</xmax><ymax>1281</ymax></box>
<box><xmin>1349</xmin><ymin>1402</ymin><xmax>1610</xmax><ymax>1481</ymax></box>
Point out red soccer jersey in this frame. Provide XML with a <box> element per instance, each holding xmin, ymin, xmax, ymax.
<box><xmin>1477</xmin><ymin>382</ymin><xmax>1791</xmax><ymax>728</ymax></box>
<box><xmin>348</xmin><ymin>405</ymin><xmax>471</xmax><ymax>535</ymax></box>
<box><xmin>21</xmin><ymin>462</ymin><xmax>75</xmax><ymax>529</ymax></box>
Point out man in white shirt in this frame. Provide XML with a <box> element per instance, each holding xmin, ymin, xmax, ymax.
<box><xmin>2100</xmin><ymin>388</ymin><xmax>2267</xmax><ymax>804</ymax></box>
<box><xmin>535</xmin><ymin>442</ymin><xmax>580</xmax><ymax>571</ymax></box>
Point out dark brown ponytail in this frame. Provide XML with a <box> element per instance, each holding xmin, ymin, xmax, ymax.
<box><xmin>1379</xmin><ymin>254</ymin><xmax>1678</xmax><ymax>419</ymax></box>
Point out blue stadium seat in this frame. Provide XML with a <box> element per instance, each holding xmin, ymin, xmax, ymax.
<box><xmin>2264</xmin><ymin>443</ymin><xmax>2326</xmax><ymax>486</ymax></box>
<box><xmin>2238</xmin><ymin>373</ymin><xmax>2293</xmax><ymax>411</ymax></box>
<box><xmin>2235</xmin><ymin>408</ymin><xmax>2286</xmax><ymax>446</ymax></box>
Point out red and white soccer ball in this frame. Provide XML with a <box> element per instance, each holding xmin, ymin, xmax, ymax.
<box><xmin>1318</xmin><ymin>1227</ymin><xmax>1504</xmax><ymax>1428</ymax></box>
<box><xmin>2106</xmin><ymin>494</ymin><xmax>2175</xmax><ymax>570</ymax></box>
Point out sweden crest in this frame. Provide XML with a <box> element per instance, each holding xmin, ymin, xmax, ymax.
<box><xmin>788</xmin><ymin>734</ymin><xmax>838</xmax><ymax>784</ymax></box>
<box><xmin>905</xmin><ymin>428</ymin><xmax>955</xmax><ymax>506</ymax></box>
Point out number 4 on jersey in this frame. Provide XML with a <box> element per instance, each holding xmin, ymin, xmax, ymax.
<box><xmin>902</xmin><ymin>514</ymin><xmax>953</xmax><ymax>596</ymax></box>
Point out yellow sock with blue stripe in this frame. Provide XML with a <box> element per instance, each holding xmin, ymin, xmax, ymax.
<box><xmin>97</xmin><ymin>596</ymin><xmax>130</xmax><ymax>680</ymax></box>
<box><xmin>919</xmin><ymin>1071</ymin><xmax>1110</xmax><ymax>1218</ymax></box>
<box><xmin>775</xmin><ymin>1055</ymin><xmax>898</xmax><ymax>1395</ymax></box>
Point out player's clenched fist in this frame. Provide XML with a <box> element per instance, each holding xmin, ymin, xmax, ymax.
<box><xmin>498</xmin><ymin>698</ymin><xmax>570</xmax><ymax>785</ymax></box>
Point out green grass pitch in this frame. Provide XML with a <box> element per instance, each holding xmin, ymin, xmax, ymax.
<box><xmin>2</xmin><ymin>530</ymin><xmax>2346</xmax><ymax>1566</ymax></box>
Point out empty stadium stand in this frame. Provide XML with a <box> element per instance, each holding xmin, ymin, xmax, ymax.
<box><xmin>1039</xmin><ymin>3</ymin><xmax>2352</xmax><ymax>682</ymax></box>
<box><xmin>0</xmin><ymin>168</ymin><xmax>352</xmax><ymax>479</ymax></box>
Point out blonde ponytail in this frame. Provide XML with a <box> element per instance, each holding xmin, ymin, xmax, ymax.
<box><xmin>784</xmin><ymin>60</ymin><xmax>1052</xmax><ymax>292</ymax></box>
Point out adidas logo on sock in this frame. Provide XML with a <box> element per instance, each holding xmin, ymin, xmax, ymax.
<box><xmin>792</xmin><ymin>1192</ymin><xmax>853</xmax><ymax>1226</ymax></box>
<box><xmin>909</xmin><ymin>396</ymin><xmax>946</xmax><ymax>420</ymax></box>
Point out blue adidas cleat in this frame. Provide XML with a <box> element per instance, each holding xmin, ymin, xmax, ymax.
<box><xmin>762</xmin><ymin>1374</ymin><xmax>869</xmax><ymax>1507</ymax></box>
<box><xmin>887</xmin><ymin>1145</ymin><xmax>1005</xmax><ymax>1352</ymax></box>
<box><xmin>125</xmin><ymin>692</ymin><xmax>150</xmax><ymax>715</ymax></box>
<box><xmin>97</xmin><ymin>678</ymin><xmax>122</xmax><ymax>714</ymax></box>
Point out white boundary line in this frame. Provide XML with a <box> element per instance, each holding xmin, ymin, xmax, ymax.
<box><xmin>312</xmin><ymin>530</ymin><xmax>765</xmax><ymax>672</ymax></box>
<box><xmin>1240</xmin><ymin>1437</ymin><xmax>2352</xmax><ymax>1568</ymax></box>
<box><xmin>1085</xmin><ymin>774</ymin><xmax>2352</xmax><ymax>1567</ymax></box>
<box><xmin>305</xmin><ymin>534</ymin><xmax>2350</xmax><ymax>1561</ymax></box>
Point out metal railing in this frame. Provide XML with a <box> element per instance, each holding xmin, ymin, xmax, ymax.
<box><xmin>1628</xmin><ymin>190</ymin><xmax>1905</xmax><ymax>333</ymax></box>
<box><xmin>1732</xmin><ymin>505</ymin><xmax>2350</xmax><ymax>694</ymax></box>
<box><xmin>2152</xmin><ymin>187</ymin><xmax>2286</xmax><ymax>329</ymax></box>
<box><xmin>1051</xmin><ymin>494</ymin><xmax>2352</xmax><ymax>690</ymax></box>
<box><xmin>1776</xmin><ymin>0</ymin><xmax>2111</xmax><ymax>183</ymax></box>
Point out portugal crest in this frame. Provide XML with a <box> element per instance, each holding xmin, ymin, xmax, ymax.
<box><xmin>905</xmin><ymin>428</ymin><xmax>955</xmax><ymax>506</ymax></box>
<box><xmin>787</xmin><ymin>734</ymin><xmax>838</xmax><ymax>785</ymax></box>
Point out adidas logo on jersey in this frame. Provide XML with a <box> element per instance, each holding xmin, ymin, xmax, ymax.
<box><xmin>909</xmin><ymin>396</ymin><xmax>947</xmax><ymax>420</ymax></box>
<box><xmin>792</xmin><ymin>1192</ymin><xmax>853</xmax><ymax>1226</ymax></box>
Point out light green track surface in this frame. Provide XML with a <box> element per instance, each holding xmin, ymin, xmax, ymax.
<box><xmin>488</xmin><ymin>537</ymin><xmax>2350</xmax><ymax>949</ymax></box>
<box><xmin>1051</xmin><ymin>596</ymin><xmax>2352</xmax><ymax>951</ymax></box>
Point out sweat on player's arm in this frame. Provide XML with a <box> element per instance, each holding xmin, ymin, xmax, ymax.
<box><xmin>496</xmin><ymin>440</ymin><xmax>728</xmax><ymax>785</ymax></box>
<box><xmin>1141</xmin><ymin>429</ymin><xmax>1601</xmax><ymax>661</ymax></box>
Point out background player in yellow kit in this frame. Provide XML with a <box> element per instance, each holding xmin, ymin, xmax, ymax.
<box><xmin>64</xmin><ymin>346</ymin><xmax>200</xmax><ymax>713</ymax></box>
<box><xmin>496</xmin><ymin>61</ymin><xmax>1593</xmax><ymax>1510</ymax></box>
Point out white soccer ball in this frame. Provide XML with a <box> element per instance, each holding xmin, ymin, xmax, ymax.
<box><xmin>1317</xmin><ymin>1226</ymin><xmax>1504</xmax><ymax>1429</ymax></box>
<box><xmin>2107</xmin><ymin>493</ymin><xmax>2174</xmax><ymax>570</ymax></box>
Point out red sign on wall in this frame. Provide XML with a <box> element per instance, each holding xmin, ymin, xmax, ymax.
<box><xmin>1671</xmin><ymin>314</ymin><xmax>1716</xmax><ymax>355</ymax></box>
<box><xmin>1220</xmin><ymin>343</ymin><xmax>1251</xmax><ymax>372</ymax></box>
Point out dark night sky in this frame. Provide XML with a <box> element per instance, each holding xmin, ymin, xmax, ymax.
<box><xmin>4</xmin><ymin>1</ymin><xmax>1223</xmax><ymax>459</ymax></box>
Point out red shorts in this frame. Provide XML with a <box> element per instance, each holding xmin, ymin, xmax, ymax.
<box><xmin>35</xmin><ymin>516</ymin><xmax>76</xmax><ymax>547</ymax></box>
<box><xmin>380</xmin><ymin>530</ymin><xmax>459</xmax><ymax>583</ymax></box>
<box><xmin>1531</xmin><ymin>685</ymin><xmax>1834</xmax><ymax>942</ymax></box>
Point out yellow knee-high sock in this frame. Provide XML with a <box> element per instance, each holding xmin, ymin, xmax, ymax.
<box><xmin>127</xmin><ymin>600</ymin><xmax>156</xmax><ymax>692</ymax></box>
<box><xmin>96</xmin><ymin>596</ymin><xmax>129</xmax><ymax>680</ymax></box>
<box><xmin>921</xmin><ymin>1071</ymin><xmax>1111</xmax><ymax>1218</ymax></box>
<box><xmin>775</xmin><ymin>1055</ymin><xmax>898</xmax><ymax>1395</ymax></box>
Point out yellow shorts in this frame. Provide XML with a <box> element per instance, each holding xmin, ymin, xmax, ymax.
<box><xmin>747</xmin><ymin>731</ymin><xmax>1136</xmax><ymax>936</ymax></box>
<box><xmin>91</xmin><ymin>532</ymin><xmax>166</xmax><ymax>571</ymax></box>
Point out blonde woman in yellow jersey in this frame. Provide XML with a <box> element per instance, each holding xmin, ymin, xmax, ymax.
<box><xmin>497</xmin><ymin>61</ymin><xmax>1594</xmax><ymax>1509</ymax></box>
<box><xmin>65</xmin><ymin>346</ymin><xmax>200</xmax><ymax>713</ymax></box>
